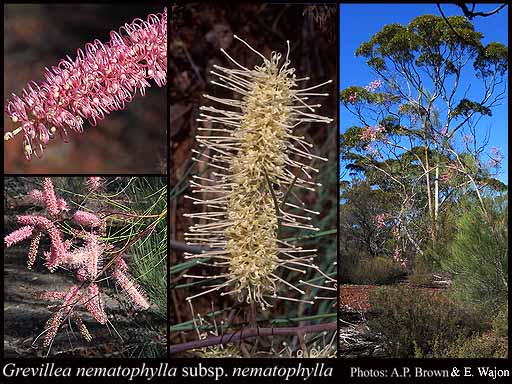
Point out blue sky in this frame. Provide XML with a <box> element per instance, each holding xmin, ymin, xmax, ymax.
<box><xmin>340</xmin><ymin>3</ymin><xmax>508</xmax><ymax>184</ymax></box>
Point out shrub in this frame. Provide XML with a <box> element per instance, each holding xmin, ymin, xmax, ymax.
<box><xmin>345</xmin><ymin>256</ymin><xmax>404</xmax><ymax>284</ymax></box>
<box><xmin>368</xmin><ymin>286</ymin><xmax>485</xmax><ymax>358</ymax></box>
<box><xmin>446</xmin><ymin>307</ymin><xmax>508</xmax><ymax>358</ymax></box>
<box><xmin>408</xmin><ymin>258</ymin><xmax>434</xmax><ymax>287</ymax></box>
<box><xmin>441</xmin><ymin>194</ymin><xmax>508</xmax><ymax>315</ymax></box>
<box><xmin>445</xmin><ymin>331</ymin><xmax>507</xmax><ymax>358</ymax></box>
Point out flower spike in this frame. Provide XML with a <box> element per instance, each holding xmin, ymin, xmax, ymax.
<box><xmin>186</xmin><ymin>36</ymin><xmax>332</xmax><ymax>310</ymax></box>
<box><xmin>4</xmin><ymin>8</ymin><xmax>167</xmax><ymax>159</ymax></box>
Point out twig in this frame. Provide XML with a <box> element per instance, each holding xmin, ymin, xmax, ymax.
<box><xmin>169</xmin><ymin>321</ymin><xmax>336</xmax><ymax>354</ymax></box>
<box><xmin>455</xmin><ymin>2</ymin><xmax>507</xmax><ymax>19</ymax></box>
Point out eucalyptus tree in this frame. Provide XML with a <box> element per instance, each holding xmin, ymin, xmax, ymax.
<box><xmin>340</xmin><ymin>14</ymin><xmax>507</xmax><ymax>259</ymax></box>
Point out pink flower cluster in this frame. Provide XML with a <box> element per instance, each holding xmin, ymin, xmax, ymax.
<box><xmin>364</xmin><ymin>79</ymin><xmax>383</xmax><ymax>91</ymax></box>
<box><xmin>29</xmin><ymin>178</ymin><xmax>69</xmax><ymax>214</ymax></box>
<box><xmin>348</xmin><ymin>92</ymin><xmax>358</xmax><ymax>104</ymax></box>
<box><xmin>73</xmin><ymin>210</ymin><xmax>102</xmax><ymax>229</ymax></box>
<box><xmin>4</xmin><ymin>226</ymin><xmax>34</xmax><ymax>248</ymax></box>
<box><xmin>488</xmin><ymin>147</ymin><xmax>503</xmax><ymax>168</ymax></box>
<box><xmin>39</xmin><ymin>283</ymin><xmax>107</xmax><ymax>347</ymax></box>
<box><xmin>112</xmin><ymin>267</ymin><xmax>150</xmax><ymax>310</ymax></box>
<box><xmin>16</xmin><ymin>215</ymin><xmax>66</xmax><ymax>272</ymax></box>
<box><xmin>393</xmin><ymin>248</ymin><xmax>408</xmax><ymax>269</ymax></box>
<box><xmin>3</xmin><ymin>177</ymin><xmax>150</xmax><ymax>350</ymax></box>
<box><xmin>373</xmin><ymin>212</ymin><xmax>390</xmax><ymax>229</ymax></box>
<box><xmin>440</xmin><ymin>162</ymin><xmax>460</xmax><ymax>183</ymax></box>
<box><xmin>29</xmin><ymin>189</ymin><xmax>69</xmax><ymax>213</ymax></box>
<box><xmin>86</xmin><ymin>177</ymin><xmax>103</xmax><ymax>192</ymax></box>
<box><xmin>4</xmin><ymin>8</ymin><xmax>167</xmax><ymax>159</ymax></box>
<box><xmin>360</xmin><ymin>125</ymin><xmax>384</xmax><ymax>142</ymax></box>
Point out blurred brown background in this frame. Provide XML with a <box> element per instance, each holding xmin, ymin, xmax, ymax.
<box><xmin>3</xmin><ymin>4</ymin><xmax>167</xmax><ymax>174</ymax></box>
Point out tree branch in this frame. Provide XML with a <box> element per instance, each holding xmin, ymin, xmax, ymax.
<box><xmin>455</xmin><ymin>2</ymin><xmax>507</xmax><ymax>19</ymax></box>
<box><xmin>170</xmin><ymin>321</ymin><xmax>337</xmax><ymax>355</ymax></box>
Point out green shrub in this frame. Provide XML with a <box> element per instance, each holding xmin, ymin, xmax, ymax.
<box><xmin>445</xmin><ymin>305</ymin><xmax>508</xmax><ymax>358</ymax></box>
<box><xmin>368</xmin><ymin>286</ymin><xmax>486</xmax><ymax>358</ymax></box>
<box><xmin>492</xmin><ymin>305</ymin><xmax>508</xmax><ymax>338</ymax></box>
<box><xmin>345</xmin><ymin>256</ymin><xmax>404</xmax><ymax>284</ymax></box>
<box><xmin>445</xmin><ymin>331</ymin><xmax>507</xmax><ymax>358</ymax></box>
<box><xmin>441</xmin><ymin>194</ymin><xmax>508</xmax><ymax>315</ymax></box>
<box><xmin>409</xmin><ymin>258</ymin><xmax>434</xmax><ymax>287</ymax></box>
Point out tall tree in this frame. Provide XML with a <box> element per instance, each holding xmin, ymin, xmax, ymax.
<box><xmin>340</xmin><ymin>14</ymin><xmax>507</xmax><ymax>259</ymax></box>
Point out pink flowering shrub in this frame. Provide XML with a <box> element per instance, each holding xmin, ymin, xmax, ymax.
<box><xmin>373</xmin><ymin>212</ymin><xmax>391</xmax><ymax>229</ymax></box>
<box><xmin>4</xmin><ymin>8</ymin><xmax>167</xmax><ymax>160</ymax></box>
<box><xmin>4</xmin><ymin>177</ymin><xmax>150</xmax><ymax>351</ymax></box>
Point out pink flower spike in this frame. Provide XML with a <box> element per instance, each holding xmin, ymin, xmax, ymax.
<box><xmin>373</xmin><ymin>213</ymin><xmax>387</xmax><ymax>229</ymax></box>
<box><xmin>364</xmin><ymin>79</ymin><xmax>383</xmax><ymax>91</ymax></box>
<box><xmin>4</xmin><ymin>225</ymin><xmax>34</xmax><ymax>247</ymax></box>
<box><xmin>58</xmin><ymin>198</ymin><xmax>69</xmax><ymax>212</ymax></box>
<box><xmin>29</xmin><ymin>189</ymin><xmax>44</xmax><ymax>205</ymax></box>
<box><xmin>76</xmin><ymin>268</ymin><xmax>88</xmax><ymax>282</ymax></box>
<box><xmin>115</xmin><ymin>257</ymin><xmax>128</xmax><ymax>272</ymax></box>
<box><xmin>43</xmin><ymin>178</ymin><xmax>60</xmax><ymax>217</ymax></box>
<box><xmin>86</xmin><ymin>177</ymin><xmax>102</xmax><ymax>192</ymax></box>
<box><xmin>17</xmin><ymin>215</ymin><xmax>65</xmax><ymax>271</ymax></box>
<box><xmin>112</xmin><ymin>269</ymin><xmax>150</xmax><ymax>310</ymax></box>
<box><xmin>43</xmin><ymin>285</ymin><xmax>81</xmax><ymax>347</ymax></box>
<box><xmin>72</xmin><ymin>210</ymin><xmax>101</xmax><ymax>228</ymax></box>
<box><xmin>62</xmin><ymin>248</ymin><xmax>88</xmax><ymax>270</ymax></box>
<box><xmin>63</xmin><ymin>239</ymin><xmax>73</xmax><ymax>251</ymax></box>
<box><xmin>27</xmin><ymin>231</ymin><xmax>42</xmax><ymax>269</ymax></box>
<box><xmin>62</xmin><ymin>232</ymin><xmax>103</xmax><ymax>280</ymax></box>
<box><xmin>82</xmin><ymin>284</ymin><xmax>108</xmax><ymax>325</ymax></box>
<box><xmin>84</xmin><ymin>233</ymin><xmax>103</xmax><ymax>280</ymax></box>
<box><xmin>4</xmin><ymin>8</ymin><xmax>167</xmax><ymax>160</ymax></box>
<box><xmin>30</xmin><ymin>188</ymin><xmax>68</xmax><ymax>212</ymax></box>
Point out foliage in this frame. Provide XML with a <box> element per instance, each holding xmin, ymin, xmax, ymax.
<box><xmin>121</xmin><ymin>177</ymin><xmax>168</xmax><ymax>358</ymax></box>
<box><xmin>340</xmin><ymin>12</ymin><xmax>508</xmax><ymax>270</ymax></box>
<box><xmin>441</xmin><ymin>194</ymin><xmax>508</xmax><ymax>314</ymax></box>
<box><xmin>445</xmin><ymin>306</ymin><xmax>508</xmax><ymax>358</ymax></box>
<box><xmin>446</xmin><ymin>332</ymin><xmax>508</xmax><ymax>358</ymax></box>
<box><xmin>368</xmin><ymin>286</ymin><xmax>485</xmax><ymax>358</ymax></box>
<box><xmin>408</xmin><ymin>258</ymin><xmax>435</xmax><ymax>287</ymax></box>
<box><xmin>3</xmin><ymin>177</ymin><xmax>167</xmax><ymax>358</ymax></box>
<box><xmin>345</xmin><ymin>256</ymin><xmax>404</xmax><ymax>285</ymax></box>
<box><xmin>340</xmin><ymin>180</ymin><xmax>395</xmax><ymax>259</ymax></box>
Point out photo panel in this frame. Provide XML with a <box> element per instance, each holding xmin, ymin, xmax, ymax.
<box><xmin>170</xmin><ymin>3</ymin><xmax>338</xmax><ymax>358</ymax></box>
<box><xmin>3</xmin><ymin>177</ymin><xmax>167</xmax><ymax>358</ymax></box>
<box><xmin>339</xmin><ymin>3</ymin><xmax>508</xmax><ymax>359</ymax></box>
<box><xmin>3</xmin><ymin>4</ymin><xmax>167</xmax><ymax>174</ymax></box>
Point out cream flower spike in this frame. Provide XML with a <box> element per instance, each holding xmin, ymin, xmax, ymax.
<box><xmin>184</xmin><ymin>35</ymin><xmax>333</xmax><ymax>310</ymax></box>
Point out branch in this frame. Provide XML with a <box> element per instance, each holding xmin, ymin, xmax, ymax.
<box><xmin>455</xmin><ymin>2</ymin><xmax>507</xmax><ymax>19</ymax></box>
<box><xmin>437</xmin><ymin>4</ymin><xmax>467</xmax><ymax>44</ymax></box>
<box><xmin>170</xmin><ymin>321</ymin><xmax>337</xmax><ymax>355</ymax></box>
